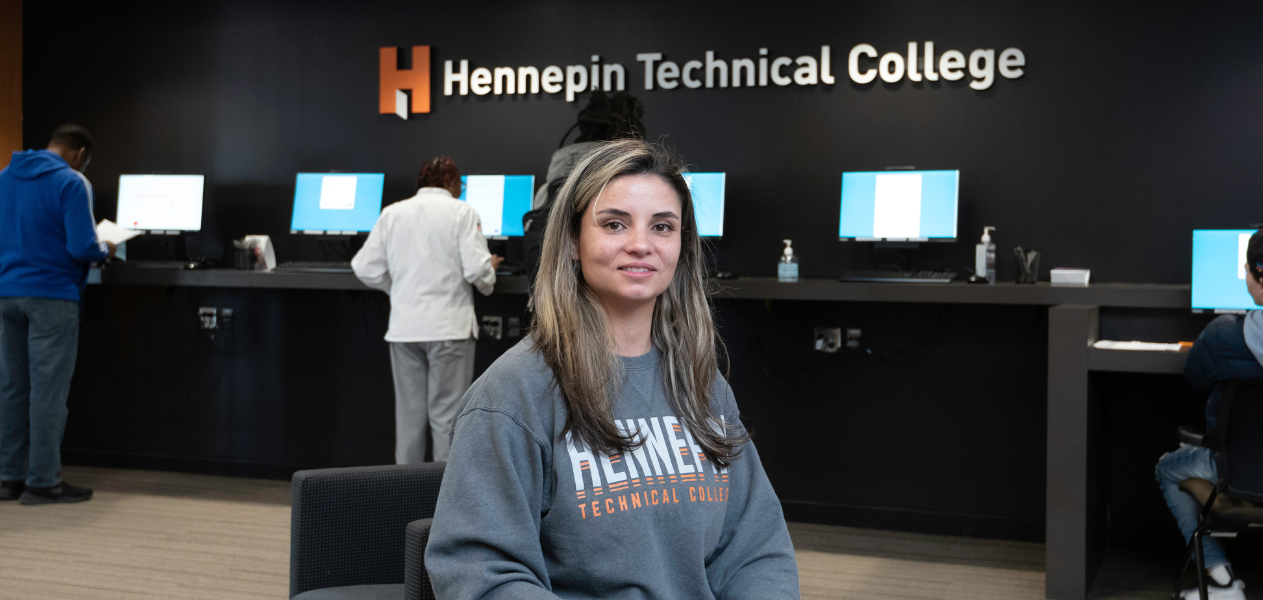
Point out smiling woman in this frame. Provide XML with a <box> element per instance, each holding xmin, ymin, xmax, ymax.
<box><xmin>533</xmin><ymin>138</ymin><xmax>742</xmax><ymax>464</ymax></box>
<box><xmin>425</xmin><ymin>139</ymin><xmax>799</xmax><ymax>599</ymax></box>
<box><xmin>578</xmin><ymin>174</ymin><xmax>683</xmax><ymax>340</ymax></box>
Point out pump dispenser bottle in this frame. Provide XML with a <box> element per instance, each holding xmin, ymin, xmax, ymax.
<box><xmin>974</xmin><ymin>226</ymin><xmax>996</xmax><ymax>284</ymax></box>
<box><xmin>778</xmin><ymin>239</ymin><xmax>799</xmax><ymax>282</ymax></box>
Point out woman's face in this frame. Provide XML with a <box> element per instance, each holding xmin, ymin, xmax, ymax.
<box><xmin>576</xmin><ymin>173</ymin><xmax>683</xmax><ymax>313</ymax></box>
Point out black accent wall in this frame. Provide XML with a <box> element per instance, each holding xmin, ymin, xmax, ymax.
<box><xmin>23</xmin><ymin>0</ymin><xmax>1263</xmax><ymax>545</ymax></box>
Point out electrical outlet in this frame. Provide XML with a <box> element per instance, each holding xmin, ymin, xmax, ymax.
<box><xmin>198</xmin><ymin>307</ymin><xmax>218</xmax><ymax>330</ymax></box>
<box><xmin>507</xmin><ymin>317</ymin><xmax>521</xmax><ymax>338</ymax></box>
<box><xmin>846</xmin><ymin>328</ymin><xmax>862</xmax><ymax>350</ymax></box>
<box><xmin>219</xmin><ymin>308</ymin><xmax>234</xmax><ymax>331</ymax></box>
<box><xmin>481</xmin><ymin>315</ymin><xmax>503</xmax><ymax>340</ymax></box>
<box><xmin>814</xmin><ymin>327</ymin><xmax>842</xmax><ymax>353</ymax></box>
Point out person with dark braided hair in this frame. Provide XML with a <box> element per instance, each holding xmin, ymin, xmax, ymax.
<box><xmin>522</xmin><ymin>92</ymin><xmax>647</xmax><ymax>282</ymax></box>
<box><xmin>351</xmin><ymin>156</ymin><xmax>503</xmax><ymax>463</ymax></box>
<box><xmin>530</xmin><ymin>91</ymin><xmax>646</xmax><ymax>211</ymax></box>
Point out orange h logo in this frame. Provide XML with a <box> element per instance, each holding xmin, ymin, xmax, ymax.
<box><xmin>379</xmin><ymin>46</ymin><xmax>430</xmax><ymax>119</ymax></box>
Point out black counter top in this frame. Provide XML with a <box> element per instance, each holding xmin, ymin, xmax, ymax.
<box><xmin>87</xmin><ymin>267</ymin><xmax>532</xmax><ymax>294</ymax></box>
<box><xmin>710</xmin><ymin>278</ymin><xmax>1189</xmax><ymax>308</ymax></box>
<box><xmin>88</xmin><ymin>268</ymin><xmax>1190</xmax><ymax>308</ymax></box>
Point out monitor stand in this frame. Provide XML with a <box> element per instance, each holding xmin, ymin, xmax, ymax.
<box><xmin>873</xmin><ymin>241</ymin><xmax>920</xmax><ymax>250</ymax></box>
<box><xmin>486</xmin><ymin>238</ymin><xmax>508</xmax><ymax>258</ymax></box>
<box><xmin>314</xmin><ymin>236</ymin><xmax>362</xmax><ymax>262</ymax></box>
<box><xmin>487</xmin><ymin>238</ymin><xmax>528</xmax><ymax>275</ymax></box>
<box><xmin>182</xmin><ymin>231</ymin><xmax>204</xmax><ymax>261</ymax></box>
<box><xmin>126</xmin><ymin>233</ymin><xmax>189</xmax><ymax>262</ymax></box>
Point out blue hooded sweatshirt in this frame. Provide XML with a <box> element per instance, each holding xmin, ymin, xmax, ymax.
<box><xmin>0</xmin><ymin>150</ymin><xmax>109</xmax><ymax>302</ymax></box>
<box><xmin>1184</xmin><ymin>314</ymin><xmax>1263</xmax><ymax>433</ymax></box>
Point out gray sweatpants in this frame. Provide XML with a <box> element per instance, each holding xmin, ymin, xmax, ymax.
<box><xmin>389</xmin><ymin>339</ymin><xmax>476</xmax><ymax>463</ymax></box>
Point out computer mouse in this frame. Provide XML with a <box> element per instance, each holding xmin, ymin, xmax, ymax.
<box><xmin>715</xmin><ymin>271</ymin><xmax>737</xmax><ymax>280</ymax></box>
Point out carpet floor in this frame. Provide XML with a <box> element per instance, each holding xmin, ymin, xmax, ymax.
<box><xmin>0</xmin><ymin>465</ymin><xmax>1256</xmax><ymax>599</ymax></box>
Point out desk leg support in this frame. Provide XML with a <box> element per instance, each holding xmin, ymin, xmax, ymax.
<box><xmin>1046</xmin><ymin>305</ymin><xmax>1105</xmax><ymax>600</ymax></box>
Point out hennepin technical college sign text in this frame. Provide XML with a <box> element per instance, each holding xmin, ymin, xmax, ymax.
<box><xmin>379</xmin><ymin>42</ymin><xmax>1026</xmax><ymax>118</ymax></box>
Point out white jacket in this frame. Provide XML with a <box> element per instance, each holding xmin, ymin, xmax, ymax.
<box><xmin>352</xmin><ymin>187</ymin><xmax>496</xmax><ymax>342</ymax></box>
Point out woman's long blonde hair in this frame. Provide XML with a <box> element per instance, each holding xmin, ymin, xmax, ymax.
<box><xmin>530</xmin><ymin>138</ymin><xmax>746</xmax><ymax>467</ymax></box>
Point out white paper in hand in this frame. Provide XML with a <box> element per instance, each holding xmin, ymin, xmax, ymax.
<box><xmin>97</xmin><ymin>219</ymin><xmax>141</xmax><ymax>245</ymax></box>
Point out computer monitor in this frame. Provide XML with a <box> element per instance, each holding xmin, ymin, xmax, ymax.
<box><xmin>289</xmin><ymin>173</ymin><xmax>385</xmax><ymax>235</ymax></box>
<box><xmin>458</xmin><ymin>175</ymin><xmax>534</xmax><ymax>238</ymax></box>
<box><xmin>838</xmin><ymin>170</ymin><xmax>959</xmax><ymax>241</ymax></box>
<box><xmin>684</xmin><ymin>172</ymin><xmax>725</xmax><ymax>238</ymax></box>
<box><xmin>1192</xmin><ymin>229</ymin><xmax>1260</xmax><ymax>312</ymax></box>
<box><xmin>116</xmin><ymin>174</ymin><xmax>205</xmax><ymax>233</ymax></box>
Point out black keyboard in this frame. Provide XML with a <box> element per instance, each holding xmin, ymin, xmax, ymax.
<box><xmin>273</xmin><ymin>261</ymin><xmax>354</xmax><ymax>273</ymax></box>
<box><xmin>496</xmin><ymin>262</ymin><xmax>526</xmax><ymax>276</ymax></box>
<box><xmin>111</xmin><ymin>260</ymin><xmax>187</xmax><ymax>269</ymax></box>
<box><xmin>838</xmin><ymin>269</ymin><xmax>958</xmax><ymax>284</ymax></box>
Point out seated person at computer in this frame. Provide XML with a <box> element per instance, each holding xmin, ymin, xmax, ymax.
<box><xmin>1156</xmin><ymin>230</ymin><xmax>1263</xmax><ymax>600</ymax></box>
<box><xmin>425</xmin><ymin>139</ymin><xmax>799</xmax><ymax>599</ymax></box>
<box><xmin>351</xmin><ymin>156</ymin><xmax>502</xmax><ymax>464</ymax></box>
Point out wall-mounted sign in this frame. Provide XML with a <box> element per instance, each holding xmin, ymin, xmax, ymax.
<box><xmin>380</xmin><ymin>43</ymin><xmax>1025</xmax><ymax>119</ymax></box>
<box><xmin>380</xmin><ymin>46</ymin><xmax>431</xmax><ymax>118</ymax></box>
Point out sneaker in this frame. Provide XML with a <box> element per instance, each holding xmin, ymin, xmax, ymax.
<box><xmin>1180</xmin><ymin>578</ymin><xmax>1246</xmax><ymax>600</ymax></box>
<box><xmin>19</xmin><ymin>481</ymin><xmax>93</xmax><ymax>505</ymax></box>
<box><xmin>0</xmin><ymin>480</ymin><xmax>23</xmax><ymax>500</ymax></box>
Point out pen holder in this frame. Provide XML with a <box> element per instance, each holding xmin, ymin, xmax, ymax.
<box><xmin>233</xmin><ymin>247</ymin><xmax>253</xmax><ymax>270</ymax></box>
<box><xmin>1013</xmin><ymin>247</ymin><xmax>1040</xmax><ymax>284</ymax></box>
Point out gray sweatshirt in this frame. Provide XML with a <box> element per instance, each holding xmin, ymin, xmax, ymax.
<box><xmin>425</xmin><ymin>338</ymin><xmax>800</xmax><ymax>600</ymax></box>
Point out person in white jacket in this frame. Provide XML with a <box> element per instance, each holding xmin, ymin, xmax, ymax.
<box><xmin>352</xmin><ymin>156</ymin><xmax>503</xmax><ymax>463</ymax></box>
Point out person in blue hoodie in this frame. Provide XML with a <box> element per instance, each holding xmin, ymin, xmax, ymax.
<box><xmin>1156</xmin><ymin>229</ymin><xmax>1263</xmax><ymax>600</ymax></box>
<box><xmin>0</xmin><ymin>124</ymin><xmax>115</xmax><ymax>506</ymax></box>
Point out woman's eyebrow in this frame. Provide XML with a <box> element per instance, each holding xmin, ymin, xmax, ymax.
<box><xmin>595</xmin><ymin>208</ymin><xmax>680</xmax><ymax>219</ymax></box>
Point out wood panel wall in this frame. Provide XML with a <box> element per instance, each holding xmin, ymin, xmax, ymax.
<box><xmin>0</xmin><ymin>0</ymin><xmax>21</xmax><ymax>168</ymax></box>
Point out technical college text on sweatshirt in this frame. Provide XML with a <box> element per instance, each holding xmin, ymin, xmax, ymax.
<box><xmin>425</xmin><ymin>339</ymin><xmax>800</xmax><ymax>600</ymax></box>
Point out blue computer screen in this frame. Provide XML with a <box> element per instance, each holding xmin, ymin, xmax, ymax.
<box><xmin>684</xmin><ymin>172</ymin><xmax>725</xmax><ymax>238</ymax></box>
<box><xmin>290</xmin><ymin>173</ymin><xmax>385</xmax><ymax>233</ymax></box>
<box><xmin>839</xmin><ymin>170</ymin><xmax>959</xmax><ymax>241</ymax></box>
<box><xmin>1192</xmin><ymin>229</ymin><xmax>1259</xmax><ymax>311</ymax></box>
<box><xmin>459</xmin><ymin>175</ymin><xmax>535</xmax><ymax>237</ymax></box>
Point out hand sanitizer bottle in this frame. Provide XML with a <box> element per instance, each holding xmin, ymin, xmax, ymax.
<box><xmin>778</xmin><ymin>239</ymin><xmax>799</xmax><ymax>282</ymax></box>
<box><xmin>975</xmin><ymin>227</ymin><xmax>996</xmax><ymax>284</ymax></box>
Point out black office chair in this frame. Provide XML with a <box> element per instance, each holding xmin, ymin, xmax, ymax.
<box><xmin>290</xmin><ymin>463</ymin><xmax>444</xmax><ymax>600</ymax></box>
<box><xmin>1171</xmin><ymin>380</ymin><xmax>1263</xmax><ymax>599</ymax></box>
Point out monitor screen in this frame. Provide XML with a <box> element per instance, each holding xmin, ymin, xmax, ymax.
<box><xmin>838</xmin><ymin>170</ymin><xmax>959</xmax><ymax>241</ymax></box>
<box><xmin>458</xmin><ymin>175</ymin><xmax>534</xmax><ymax>237</ymax></box>
<box><xmin>289</xmin><ymin>173</ymin><xmax>385</xmax><ymax>234</ymax></box>
<box><xmin>684</xmin><ymin>172</ymin><xmax>725</xmax><ymax>238</ymax></box>
<box><xmin>116</xmin><ymin>174</ymin><xmax>205</xmax><ymax>232</ymax></box>
<box><xmin>1192</xmin><ymin>229</ymin><xmax>1259</xmax><ymax>312</ymax></box>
